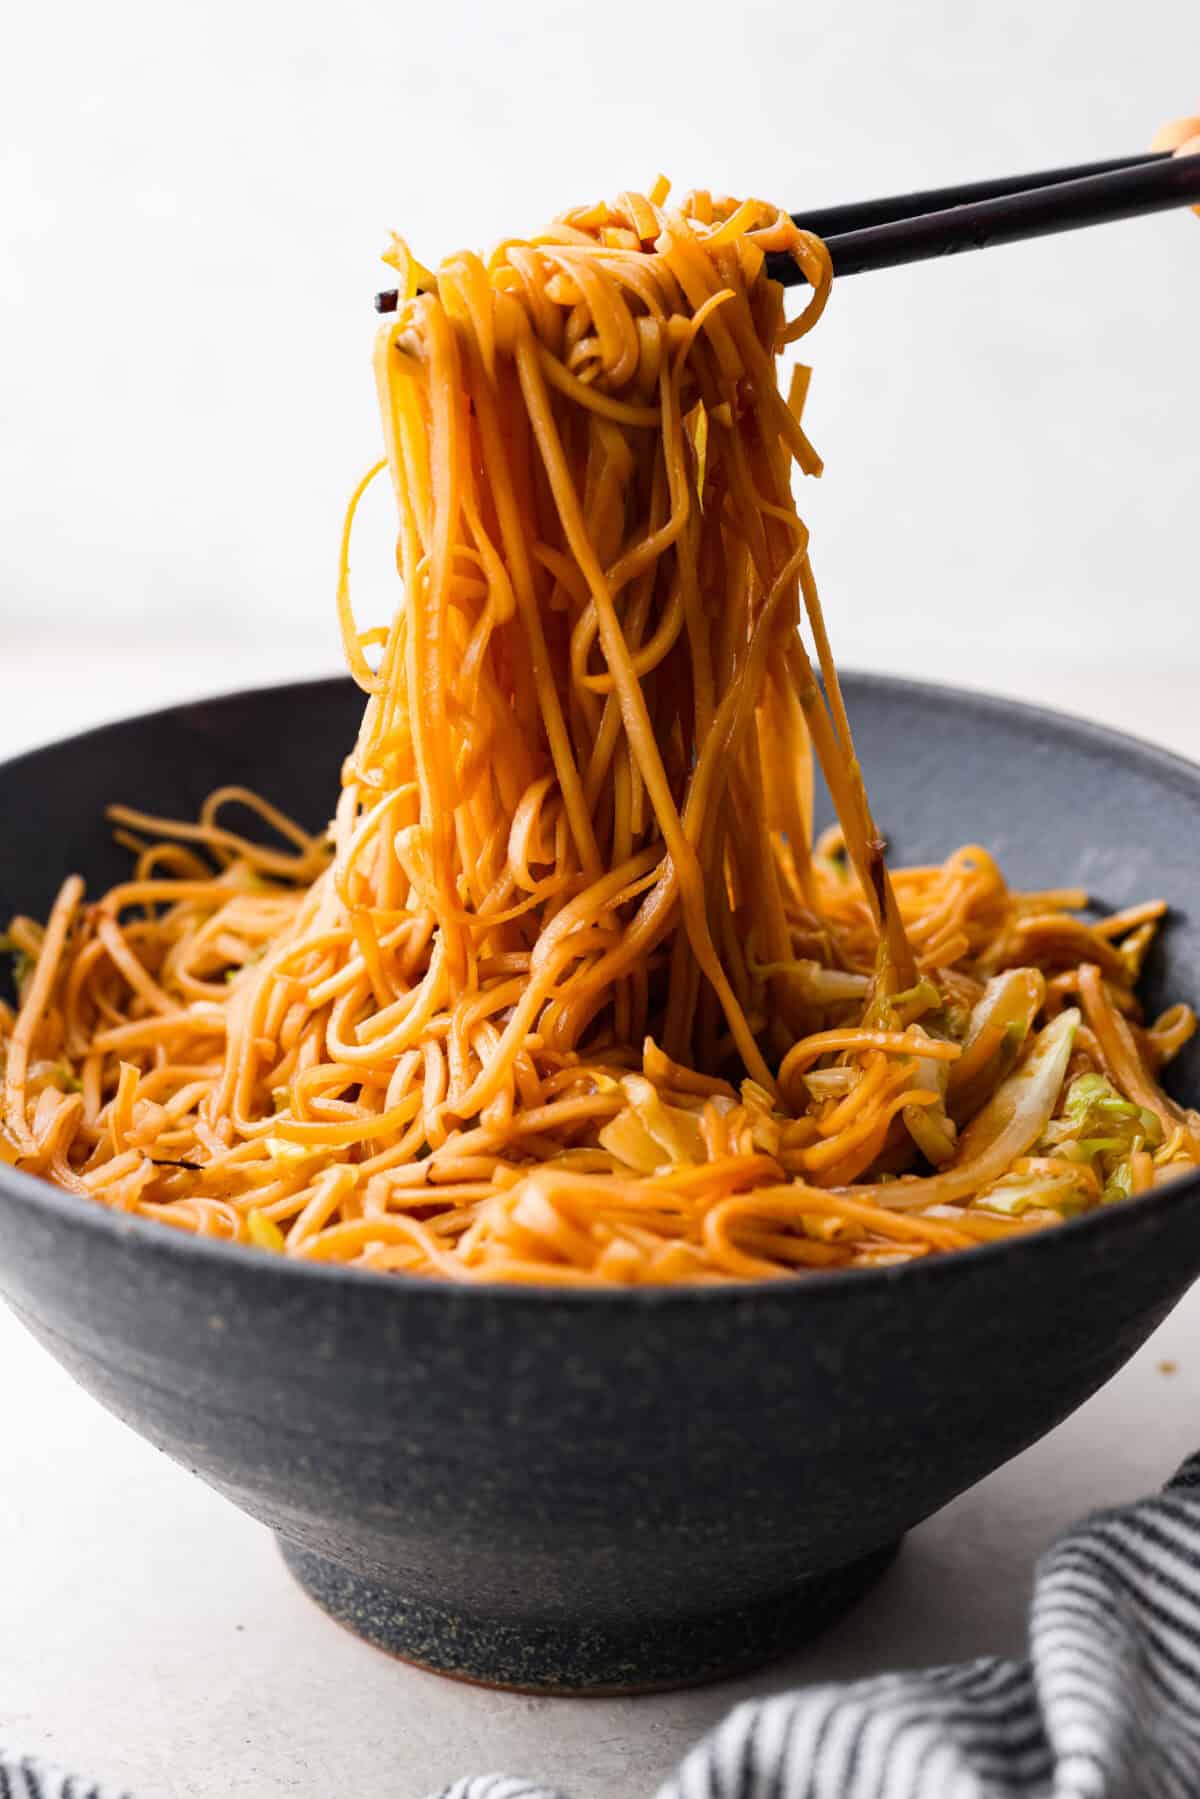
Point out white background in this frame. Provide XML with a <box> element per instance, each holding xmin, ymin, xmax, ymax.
<box><xmin>3</xmin><ymin>3</ymin><xmax>1200</xmax><ymax>1795</ymax></box>
<box><xmin>2</xmin><ymin>0</ymin><xmax>1198</xmax><ymax>723</ymax></box>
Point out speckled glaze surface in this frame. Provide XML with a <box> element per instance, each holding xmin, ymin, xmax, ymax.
<box><xmin>3</xmin><ymin>674</ymin><xmax>1200</xmax><ymax>1693</ymax></box>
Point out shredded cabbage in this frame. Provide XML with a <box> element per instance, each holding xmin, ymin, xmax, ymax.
<box><xmin>1041</xmin><ymin>1070</ymin><xmax>1162</xmax><ymax>1203</ymax></box>
<box><xmin>903</xmin><ymin>1047</ymin><xmax>957</xmax><ymax>1166</ymax></box>
<box><xmin>247</xmin><ymin>1210</ymin><xmax>286</xmax><ymax>1252</ymax></box>
<box><xmin>263</xmin><ymin>1137</ymin><xmax>316</xmax><ymax>1164</ymax></box>
<box><xmin>975</xmin><ymin>1166</ymin><xmax>1093</xmax><ymax>1218</ymax></box>
<box><xmin>863</xmin><ymin>1008</ymin><xmax>1080</xmax><ymax>1211</ymax></box>
<box><xmin>1056</xmin><ymin>1072</ymin><xmax>1162</xmax><ymax>1143</ymax></box>
<box><xmin>948</xmin><ymin>969</ymin><xmax>1045</xmax><ymax>1124</ymax></box>
<box><xmin>600</xmin><ymin>1075</ymin><xmax>707</xmax><ymax>1172</ymax></box>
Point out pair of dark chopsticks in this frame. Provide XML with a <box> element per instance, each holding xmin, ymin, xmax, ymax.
<box><xmin>374</xmin><ymin>150</ymin><xmax>1200</xmax><ymax>311</ymax></box>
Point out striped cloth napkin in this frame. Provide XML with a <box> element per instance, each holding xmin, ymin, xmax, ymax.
<box><xmin>426</xmin><ymin>1452</ymin><xmax>1200</xmax><ymax>1799</ymax></box>
<box><xmin>0</xmin><ymin>1760</ymin><xmax>130</xmax><ymax>1799</ymax></box>
<box><xmin>7</xmin><ymin>1453</ymin><xmax>1199</xmax><ymax>1799</ymax></box>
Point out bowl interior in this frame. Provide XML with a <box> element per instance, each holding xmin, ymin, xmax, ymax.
<box><xmin>2</xmin><ymin>670</ymin><xmax>1196</xmax><ymax>1101</ymax></box>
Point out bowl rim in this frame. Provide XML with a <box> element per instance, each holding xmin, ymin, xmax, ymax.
<box><xmin>3</xmin><ymin>666</ymin><xmax>1200</xmax><ymax>1310</ymax></box>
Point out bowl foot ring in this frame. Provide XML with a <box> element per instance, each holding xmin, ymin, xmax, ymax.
<box><xmin>277</xmin><ymin>1534</ymin><xmax>902</xmax><ymax>1695</ymax></box>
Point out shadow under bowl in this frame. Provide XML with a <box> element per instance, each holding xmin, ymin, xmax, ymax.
<box><xmin>2</xmin><ymin>673</ymin><xmax>1200</xmax><ymax>1693</ymax></box>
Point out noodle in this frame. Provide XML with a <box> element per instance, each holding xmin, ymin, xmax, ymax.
<box><xmin>3</xmin><ymin>182</ymin><xmax>1199</xmax><ymax>1282</ymax></box>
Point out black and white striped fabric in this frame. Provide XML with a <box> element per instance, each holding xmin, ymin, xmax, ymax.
<box><xmin>0</xmin><ymin>1751</ymin><xmax>130</xmax><ymax>1799</ymax></box>
<box><xmin>427</xmin><ymin>1452</ymin><xmax>1200</xmax><ymax>1799</ymax></box>
<box><xmin>10</xmin><ymin>1455</ymin><xmax>1200</xmax><ymax>1799</ymax></box>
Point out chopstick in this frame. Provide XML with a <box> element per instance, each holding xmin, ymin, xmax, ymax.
<box><xmin>792</xmin><ymin>152</ymin><xmax>1168</xmax><ymax>238</ymax></box>
<box><xmin>373</xmin><ymin>152</ymin><xmax>1200</xmax><ymax>312</ymax></box>
<box><xmin>819</xmin><ymin>150</ymin><xmax>1200</xmax><ymax>282</ymax></box>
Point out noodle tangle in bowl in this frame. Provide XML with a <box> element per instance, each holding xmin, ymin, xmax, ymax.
<box><xmin>4</xmin><ymin>181</ymin><xmax>1199</xmax><ymax>1283</ymax></box>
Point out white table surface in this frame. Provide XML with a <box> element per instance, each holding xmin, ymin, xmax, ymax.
<box><xmin>3</xmin><ymin>645</ymin><xmax>1200</xmax><ymax>1799</ymax></box>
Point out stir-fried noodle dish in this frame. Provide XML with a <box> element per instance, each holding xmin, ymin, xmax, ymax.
<box><xmin>4</xmin><ymin>182</ymin><xmax>1199</xmax><ymax>1284</ymax></box>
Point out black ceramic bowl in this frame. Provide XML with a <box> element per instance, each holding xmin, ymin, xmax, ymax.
<box><xmin>3</xmin><ymin>674</ymin><xmax>1200</xmax><ymax>1694</ymax></box>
